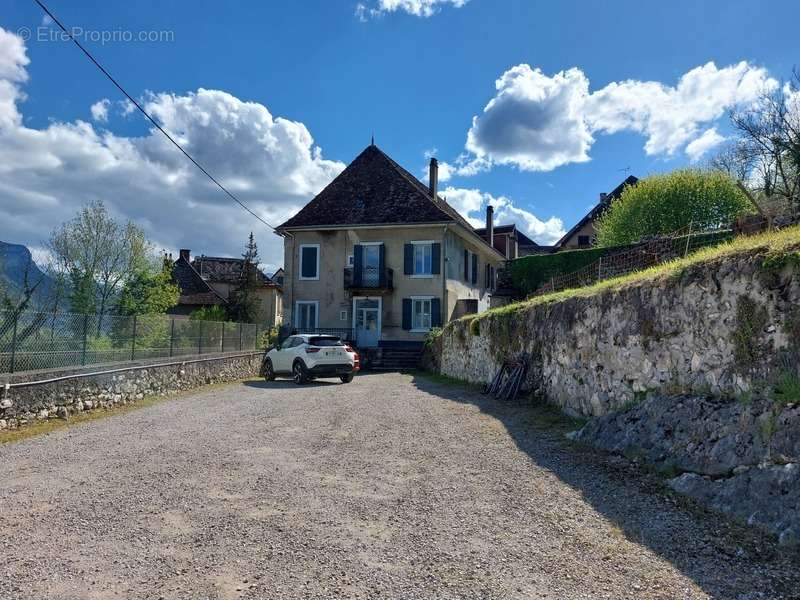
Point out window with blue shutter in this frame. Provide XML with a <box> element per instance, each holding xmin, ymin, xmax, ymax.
<box><xmin>431</xmin><ymin>297</ymin><xmax>442</xmax><ymax>327</ymax></box>
<box><xmin>402</xmin><ymin>298</ymin><xmax>412</xmax><ymax>330</ymax></box>
<box><xmin>404</xmin><ymin>244</ymin><xmax>413</xmax><ymax>275</ymax></box>
<box><xmin>299</xmin><ymin>244</ymin><xmax>319</xmax><ymax>280</ymax></box>
<box><xmin>353</xmin><ymin>244</ymin><xmax>363</xmax><ymax>286</ymax></box>
<box><xmin>431</xmin><ymin>243</ymin><xmax>441</xmax><ymax>274</ymax></box>
<box><xmin>471</xmin><ymin>253</ymin><xmax>478</xmax><ymax>285</ymax></box>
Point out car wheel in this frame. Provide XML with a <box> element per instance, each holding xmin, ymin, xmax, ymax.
<box><xmin>340</xmin><ymin>373</ymin><xmax>354</xmax><ymax>384</ymax></box>
<box><xmin>292</xmin><ymin>361</ymin><xmax>307</xmax><ymax>385</ymax></box>
<box><xmin>263</xmin><ymin>358</ymin><xmax>275</xmax><ymax>381</ymax></box>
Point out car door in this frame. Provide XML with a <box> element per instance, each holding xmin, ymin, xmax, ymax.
<box><xmin>273</xmin><ymin>336</ymin><xmax>296</xmax><ymax>372</ymax></box>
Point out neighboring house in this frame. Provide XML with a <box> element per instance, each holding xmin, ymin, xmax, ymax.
<box><xmin>474</xmin><ymin>208</ymin><xmax>541</xmax><ymax>259</ymax></box>
<box><xmin>270</xmin><ymin>268</ymin><xmax>285</xmax><ymax>287</ymax></box>
<box><xmin>556</xmin><ymin>175</ymin><xmax>639</xmax><ymax>249</ymax></box>
<box><xmin>276</xmin><ymin>143</ymin><xmax>506</xmax><ymax>349</ymax></box>
<box><xmin>168</xmin><ymin>249</ymin><xmax>228</xmax><ymax>316</ymax></box>
<box><xmin>193</xmin><ymin>255</ymin><xmax>283</xmax><ymax>328</ymax></box>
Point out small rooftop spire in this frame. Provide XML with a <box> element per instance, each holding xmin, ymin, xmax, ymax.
<box><xmin>371</xmin><ymin>133</ymin><xmax>375</xmax><ymax>146</ymax></box>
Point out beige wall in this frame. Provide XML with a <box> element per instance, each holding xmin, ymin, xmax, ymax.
<box><xmin>561</xmin><ymin>220</ymin><xmax>597</xmax><ymax>249</ymax></box>
<box><xmin>207</xmin><ymin>281</ymin><xmax>283</xmax><ymax>328</ymax></box>
<box><xmin>283</xmin><ymin>225</ymin><xmax>503</xmax><ymax>343</ymax></box>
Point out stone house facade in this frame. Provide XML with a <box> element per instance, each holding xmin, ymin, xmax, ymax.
<box><xmin>276</xmin><ymin>144</ymin><xmax>506</xmax><ymax>348</ymax></box>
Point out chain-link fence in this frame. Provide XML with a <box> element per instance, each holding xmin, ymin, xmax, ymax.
<box><xmin>533</xmin><ymin>213</ymin><xmax>798</xmax><ymax>297</ymax></box>
<box><xmin>0</xmin><ymin>311</ymin><xmax>264</xmax><ymax>374</ymax></box>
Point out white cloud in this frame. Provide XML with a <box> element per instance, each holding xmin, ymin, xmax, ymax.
<box><xmin>442</xmin><ymin>186</ymin><xmax>565</xmax><ymax>245</ymax></box>
<box><xmin>685</xmin><ymin>127</ymin><xmax>726</xmax><ymax>162</ymax></box>
<box><xmin>463</xmin><ymin>61</ymin><xmax>776</xmax><ymax>173</ymax></box>
<box><xmin>0</xmin><ymin>27</ymin><xmax>344</xmax><ymax>273</ymax></box>
<box><xmin>356</xmin><ymin>0</ymin><xmax>468</xmax><ymax>20</ymax></box>
<box><xmin>90</xmin><ymin>98</ymin><xmax>110</xmax><ymax>123</ymax></box>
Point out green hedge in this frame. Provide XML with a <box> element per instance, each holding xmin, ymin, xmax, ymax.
<box><xmin>508</xmin><ymin>247</ymin><xmax>608</xmax><ymax>296</ymax></box>
<box><xmin>507</xmin><ymin>229</ymin><xmax>736</xmax><ymax>296</ymax></box>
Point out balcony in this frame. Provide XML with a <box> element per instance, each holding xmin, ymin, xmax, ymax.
<box><xmin>344</xmin><ymin>267</ymin><xmax>394</xmax><ymax>292</ymax></box>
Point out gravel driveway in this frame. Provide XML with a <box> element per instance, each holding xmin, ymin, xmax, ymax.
<box><xmin>1</xmin><ymin>372</ymin><xmax>799</xmax><ymax>599</ymax></box>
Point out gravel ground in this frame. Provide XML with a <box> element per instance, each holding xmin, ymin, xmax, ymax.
<box><xmin>1</xmin><ymin>372</ymin><xmax>799</xmax><ymax>599</ymax></box>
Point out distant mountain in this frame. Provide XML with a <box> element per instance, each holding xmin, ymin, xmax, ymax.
<box><xmin>0</xmin><ymin>241</ymin><xmax>55</xmax><ymax>307</ymax></box>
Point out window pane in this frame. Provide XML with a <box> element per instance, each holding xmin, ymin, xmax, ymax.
<box><xmin>424</xmin><ymin>245</ymin><xmax>432</xmax><ymax>273</ymax></box>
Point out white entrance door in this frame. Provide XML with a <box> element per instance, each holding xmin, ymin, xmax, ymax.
<box><xmin>353</xmin><ymin>297</ymin><xmax>381</xmax><ymax>347</ymax></box>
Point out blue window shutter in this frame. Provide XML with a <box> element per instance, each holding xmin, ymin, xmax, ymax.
<box><xmin>404</xmin><ymin>244</ymin><xmax>413</xmax><ymax>275</ymax></box>
<box><xmin>402</xmin><ymin>298</ymin><xmax>412</xmax><ymax>330</ymax></box>
<box><xmin>301</xmin><ymin>246</ymin><xmax>317</xmax><ymax>278</ymax></box>
<box><xmin>463</xmin><ymin>249</ymin><xmax>469</xmax><ymax>280</ymax></box>
<box><xmin>431</xmin><ymin>243</ymin><xmax>441</xmax><ymax>275</ymax></box>
<box><xmin>378</xmin><ymin>243</ymin><xmax>387</xmax><ymax>287</ymax></box>
<box><xmin>431</xmin><ymin>297</ymin><xmax>442</xmax><ymax>327</ymax></box>
<box><xmin>471</xmin><ymin>253</ymin><xmax>478</xmax><ymax>285</ymax></box>
<box><xmin>353</xmin><ymin>245</ymin><xmax>363</xmax><ymax>286</ymax></box>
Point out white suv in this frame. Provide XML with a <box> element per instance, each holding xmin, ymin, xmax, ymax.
<box><xmin>261</xmin><ymin>334</ymin><xmax>360</xmax><ymax>385</ymax></box>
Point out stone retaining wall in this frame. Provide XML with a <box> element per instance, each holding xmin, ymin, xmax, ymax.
<box><xmin>435</xmin><ymin>247</ymin><xmax>799</xmax><ymax>417</ymax></box>
<box><xmin>429</xmin><ymin>239</ymin><xmax>800</xmax><ymax>542</ymax></box>
<box><xmin>573</xmin><ymin>394</ymin><xmax>800</xmax><ymax>542</ymax></box>
<box><xmin>0</xmin><ymin>352</ymin><xmax>261</xmax><ymax>430</ymax></box>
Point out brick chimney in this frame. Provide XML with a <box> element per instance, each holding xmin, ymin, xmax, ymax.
<box><xmin>599</xmin><ymin>192</ymin><xmax>608</xmax><ymax>203</ymax></box>
<box><xmin>179</xmin><ymin>249</ymin><xmax>190</xmax><ymax>262</ymax></box>
<box><xmin>429</xmin><ymin>157</ymin><xmax>438</xmax><ymax>198</ymax></box>
<box><xmin>486</xmin><ymin>205</ymin><xmax>494</xmax><ymax>248</ymax></box>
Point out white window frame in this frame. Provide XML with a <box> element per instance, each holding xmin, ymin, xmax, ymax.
<box><xmin>346</xmin><ymin>254</ymin><xmax>354</xmax><ymax>267</ymax></box>
<box><xmin>294</xmin><ymin>300</ymin><xmax>319</xmax><ymax>329</ymax></box>
<box><xmin>298</xmin><ymin>244</ymin><xmax>320</xmax><ymax>281</ymax></box>
<box><xmin>410</xmin><ymin>240</ymin><xmax>434</xmax><ymax>278</ymax></box>
<box><xmin>410</xmin><ymin>295</ymin><xmax>434</xmax><ymax>333</ymax></box>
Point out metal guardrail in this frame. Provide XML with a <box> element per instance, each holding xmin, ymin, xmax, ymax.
<box><xmin>0</xmin><ymin>311</ymin><xmax>264</xmax><ymax>374</ymax></box>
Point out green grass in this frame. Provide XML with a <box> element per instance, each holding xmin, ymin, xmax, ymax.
<box><xmin>460</xmin><ymin>225</ymin><xmax>800</xmax><ymax>329</ymax></box>
<box><xmin>0</xmin><ymin>378</ymin><xmax>255</xmax><ymax>445</ymax></box>
<box><xmin>774</xmin><ymin>372</ymin><xmax>800</xmax><ymax>406</ymax></box>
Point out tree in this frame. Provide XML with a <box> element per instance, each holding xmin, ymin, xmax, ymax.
<box><xmin>117</xmin><ymin>256</ymin><xmax>180</xmax><ymax>316</ymax></box>
<box><xmin>725</xmin><ymin>70</ymin><xmax>800</xmax><ymax>213</ymax></box>
<box><xmin>189</xmin><ymin>305</ymin><xmax>228</xmax><ymax>322</ymax></box>
<box><xmin>227</xmin><ymin>233</ymin><xmax>263</xmax><ymax>323</ymax></box>
<box><xmin>595</xmin><ymin>169</ymin><xmax>753</xmax><ymax>247</ymax></box>
<box><xmin>48</xmin><ymin>200</ymin><xmax>150</xmax><ymax>317</ymax></box>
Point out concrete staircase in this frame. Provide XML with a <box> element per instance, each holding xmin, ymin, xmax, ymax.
<box><xmin>361</xmin><ymin>347</ymin><xmax>423</xmax><ymax>371</ymax></box>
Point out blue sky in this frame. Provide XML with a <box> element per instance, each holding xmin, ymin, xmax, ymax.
<box><xmin>1</xmin><ymin>0</ymin><xmax>798</xmax><ymax>270</ymax></box>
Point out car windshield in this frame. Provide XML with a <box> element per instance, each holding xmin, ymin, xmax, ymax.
<box><xmin>308</xmin><ymin>336</ymin><xmax>344</xmax><ymax>347</ymax></box>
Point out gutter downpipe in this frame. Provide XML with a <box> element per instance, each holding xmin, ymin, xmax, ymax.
<box><xmin>442</xmin><ymin>223</ymin><xmax>449</xmax><ymax>326</ymax></box>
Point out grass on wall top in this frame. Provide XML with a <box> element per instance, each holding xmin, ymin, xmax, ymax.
<box><xmin>460</xmin><ymin>224</ymin><xmax>800</xmax><ymax>331</ymax></box>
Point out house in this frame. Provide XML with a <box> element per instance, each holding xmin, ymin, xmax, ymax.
<box><xmin>275</xmin><ymin>143</ymin><xmax>506</xmax><ymax>349</ymax></box>
<box><xmin>474</xmin><ymin>208</ymin><xmax>541</xmax><ymax>259</ymax></box>
<box><xmin>556</xmin><ymin>175</ymin><xmax>639</xmax><ymax>249</ymax></box>
<box><xmin>193</xmin><ymin>255</ymin><xmax>283</xmax><ymax>328</ymax></box>
<box><xmin>168</xmin><ymin>249</ymin><xmax>228</xmax><ymax>316</ymax></box>
<box><xmin>270</xmin><ymin>268</ymin><xmax>285</xmax><ymax>287</ymax></box>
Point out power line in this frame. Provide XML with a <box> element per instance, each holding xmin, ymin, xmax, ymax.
<box><xmin>32</xmin><ymin>0</ymin><xmax>280</xmax><ymax>234</ymax></box>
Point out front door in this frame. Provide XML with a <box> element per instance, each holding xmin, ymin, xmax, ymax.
<box><xmin>353</xmin><ymin>297</ymin><xmax>380</xmax><ymax>347</ymax></box>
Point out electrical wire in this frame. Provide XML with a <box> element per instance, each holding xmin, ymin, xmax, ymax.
<box><xmin>32</xmin><ymin>0</ymin><xmax>281</xmax><ymax>234</ymax></box>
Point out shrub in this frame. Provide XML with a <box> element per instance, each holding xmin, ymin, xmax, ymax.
<box><xmin>508</xmin><ymin>246</ymin><xmax>607</xmax><ymax>296</ymax></box>
<box><xmin>596</xmin><ymin>169</ymin><xmax>753</xmax><ymax>246</ymax></box>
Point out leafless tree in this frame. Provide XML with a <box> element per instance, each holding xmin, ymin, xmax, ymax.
<box><xmin>727</xmin><ymin>68</ymin><xmax>800</xmax><ymax>213</ymax></box>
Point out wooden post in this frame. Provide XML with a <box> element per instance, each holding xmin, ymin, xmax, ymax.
<box><xmin>81</xmin><ymin>314</ymin><xmax>89</xmax><ymax>366</ymax></box>
<box><xmin>221</xmin><ymin>322</ymin><xmax>225</xmax><ymax>353</ymax></box>
<box><xmin>169</xmin><ymin>318</ymin><xmax>175</xmax><ymax>358</ymax></box>
<box><xmin>198</xmin><ymin>320</ymin><xmax>204</xmax><ymax>355</ymax></box>
<box><xmin>131</xmin><ymin>315</ymin><xmax>137</xmax><ymax>361</ymax></box>
<box><xmin>684</xmin><ymin>221</ymin><xmax>693</xmax><ymax>257</ymax></box>
<box><xmin>9</xmin><ymin>312</ymin><xmax>18</xmax><ymax>373</ymax></box>
<box><xmin>238</xmin><ymin>322</ymin><xmax>243</xmax><ymax>351</ymax></box>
